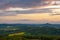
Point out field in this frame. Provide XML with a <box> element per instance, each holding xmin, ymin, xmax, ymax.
<box><xmin>0</xmin><ymin>24</ymin><xmax>60</xmax><ymax>40</ymax></box>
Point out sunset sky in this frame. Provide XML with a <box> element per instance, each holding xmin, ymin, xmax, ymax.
<box><xmin>0</xmin><ymin>0</ymin><xmax>60</xmax><ymax>24</ymax></box>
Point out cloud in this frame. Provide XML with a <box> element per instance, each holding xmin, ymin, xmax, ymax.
<box><xmin>0</xmin><ymin>0</ymin><xmax>60</xmax><ymax>10</ymax></box>
<box><xmin>0</xmin><ymin>0</ymin><xmax>60</xmax><ymax>24</ymax></box>
<box><xmin>0</xmin><ymin>0</ymin><xmax>42</xmax><ymax>9</ymax></box>
<box><xmin>1</xmin><ymin>0</ymin><xmax>60</xmax><ymax>9</ymax></box>
<box><xmin>13</xmin><ymin>19</ymin><xmax>34</xmax><ymax>21</ymax></box>
<box><xmin>0</xmin><ymin>8</ymin><xmax>52</xmax><ymax>16</ymax></box>
<box><xmin>6</xmin><ymin>8</ymin><xmax>52</xmax><ymax>13</ymax></box>
<box><xmin>0</xmin><ymin>10</ymin><xmax>16</xmax><ymax>16</ymax></box>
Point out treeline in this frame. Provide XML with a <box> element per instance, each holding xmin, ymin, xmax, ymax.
<box><xmin>0</xmin><ymin>26</ymin><xmax>60</xmax><ymax>36</ymax></box>
<box><xmin>0</xmin><ymin>35</ymin><xmax>60</xmax><ymax>40</ymax></box>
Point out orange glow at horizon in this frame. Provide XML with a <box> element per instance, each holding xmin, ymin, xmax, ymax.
<box><xmin>0</xmin><ymin>13</ymin><xmax>60</xmax><ymax>22</ymax></box>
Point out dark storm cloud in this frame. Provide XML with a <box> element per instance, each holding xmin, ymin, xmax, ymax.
<box><xmin>0</xmin><ymin>0</ymin><xmax>48</xmax><ymax>9</ymax></box>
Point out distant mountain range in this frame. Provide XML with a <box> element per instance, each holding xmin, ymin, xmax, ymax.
<box><xmin>0</xmin><ymin>23</ymin><xmax>60</xmax><ymax>28</ymax></box>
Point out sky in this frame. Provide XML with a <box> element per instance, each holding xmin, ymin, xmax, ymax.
<box><xmin>0</xmin><ymin>0</ymin><xmax>60</xmax><ymax>24</ymax></box>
